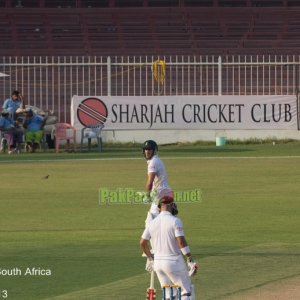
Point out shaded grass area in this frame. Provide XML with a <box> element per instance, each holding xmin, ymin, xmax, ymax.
<box><xmin>0</xmin><ymin>140</ymin><xmax>300</xmax><ymax>162</ymax></box>
<box><xmin>0</xmin><ymin>147</ymin><xmax>300</xmax><ymax>299</ymax></box>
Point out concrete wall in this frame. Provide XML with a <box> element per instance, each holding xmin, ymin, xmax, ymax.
<box><xmin>101</xmin><ymin>129</ymin><xmax>300</xmax><ymax>144</ymax></box>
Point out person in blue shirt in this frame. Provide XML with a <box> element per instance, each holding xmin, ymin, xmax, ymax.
<box><xmin>23</xmin><ymin>108</ymin><xmax>47</xmax><ymax>152</ymax></box>
<box><xmin>2</xmin><ymin>90</ymin><xmax>25</xmax><ymax>120</ymax></box>
<box><xmin>0</xmin><ymin>110</ymin><xmax>23</xmax><ymax>154</ymax></box>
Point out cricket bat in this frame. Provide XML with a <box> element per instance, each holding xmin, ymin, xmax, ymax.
<box><xmin>146</xmin><ymin>270</ymin><xmax>156</xmax><ymax>300</ymax></box>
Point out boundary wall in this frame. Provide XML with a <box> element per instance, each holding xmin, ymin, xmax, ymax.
<box><xmin>1</xmin><ymin>55</ymin><xmax>300</xmax><ymax>142</ymax></box>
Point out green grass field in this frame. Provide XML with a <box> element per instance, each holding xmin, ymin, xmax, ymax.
<box><xmin>0</xmin><ymin>142</ymin><xmax>300</xmax><ymax>299</ymax></box>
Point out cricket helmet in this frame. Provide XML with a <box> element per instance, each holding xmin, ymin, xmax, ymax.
<box><xmin>158</xmin><ymin>193</ymin><xmax>178</xmax><ymax>216</ymax></box>
<box><xmin>142</xmin><ymin>140</ymin><xmax>158</xmax><ymax>151</ymax></box>
<box><xmin>142</xmin><ymin>140</ymin><xmax>158</xmax><ymax>159</ymax></box>
<box><xmin>159</xmin><ymin>195</ymin><xmax>174</xmax><ymax>205</ymax></box>
<box><xmin>159</xmin><ymin>189</ymin><xmax>174</xmax><ymax>205</ymax></box>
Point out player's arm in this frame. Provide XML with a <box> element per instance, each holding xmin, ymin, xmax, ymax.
<box><xmin>140</xmin><ymin>227</ymin><xmax>153</xmax><ymax>258</ymax></box>
<box><xmin>145</xmin><ymin>172</ymin><xmax>155</xmax><ymax>194</ymax></box>
<box><xmin>140</xmin><ymin>172</ymin><xmax>156</xmax><ymax>203</ymax></box>
<box><xmin>140</xmin><ymin>238</ymin><xmax>153</xmax><ymax>259</ymax></box>
<box><xmin>176</xmin><ymin>235</ymin><xmax>198</xmax><ymax>276</ymax></box>
<box><xmin>140</xmin><ymin>227</ymin><xmax>154</xmax><ymax>273</ymax></box>
<box><xmin>175</xmin><ymin>218</ymin><xmax>198</xmax><ymax>276</ymax></box>
<box><xmin>140</xmin><ymin>238</ymin><xmax>154</xmax><ymax>272</ymax></box>
<box><xmin>176</xmin><ymin>236</ymin><xmax>192</xmax><ymax>258</ymax></box>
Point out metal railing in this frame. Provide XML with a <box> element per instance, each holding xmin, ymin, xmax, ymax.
<box><xmin>1</xmin><ymin>55</ymin><xmax>300</xmax><ymax>122</ymax></box>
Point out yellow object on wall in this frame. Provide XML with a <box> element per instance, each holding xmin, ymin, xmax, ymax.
<box><xmin>152</xmin><ymin>60</ymin><xmax>166</xmax><ymax>85</ymax></box>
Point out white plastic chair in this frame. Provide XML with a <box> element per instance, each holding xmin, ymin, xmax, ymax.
<box><xmin>80</xmin><ymin>124</ymin><xmax>104</xmax><ymax>152</ymax></box>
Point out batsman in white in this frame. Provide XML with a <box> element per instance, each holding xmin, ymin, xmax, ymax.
<box><xmin>141</xmin><ymin>140</ymin><xmax>173</xmax><ymax>227</ymax></box>
<box><xmin>140</xmin><ymin>195</ymin><xmax>198</xmax><ymax>300</ymax></box>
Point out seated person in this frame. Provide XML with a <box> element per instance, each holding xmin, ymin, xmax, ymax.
<box><xmin>2</xmin><ymin>90</ymin><xmax>25</xmax><ymax>120</ymax></box>
<box><xmin>23</xmin><ymin>108</ymin><xmax>47</xmax><ymax>152</ymax></box>
<box><xmin>0</xmin><ymin>110</ymin><xmax>23</xmax><ymax>154</ymax></box>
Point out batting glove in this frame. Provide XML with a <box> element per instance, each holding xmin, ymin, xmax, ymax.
<box><xmin>137</xmin><ymin>192</ymin><xmax>152</xmax><ymax>204</ymax></box>
<box><xmin>187</xmin><ymin>257</ymin><xmax>198</xmax><ymax>277</ymax></box>
<box><xmin>143</xmin><ymin>195</ymin><xmax>152</xmax><ymax>204</ymax></box>
<box><xmin>145</xmin><ymin>257</ymin><xmax>154</xmax><ymax>272</ymax></box>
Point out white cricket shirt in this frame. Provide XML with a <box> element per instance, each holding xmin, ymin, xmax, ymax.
<box><xmin>142</xmin><ymin>211</ymin><xmax>185</xmax><ymax>258</ymax></box>
<box><xmin>147</xmin><ymin>155</ymin><xmax>170</xmax><ymax>196</ymax></box>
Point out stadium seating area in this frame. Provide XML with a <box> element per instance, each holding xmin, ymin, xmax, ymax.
<box><xmin>1</xmin><ymin>0</ymin><xmax>300</xmax><ymax>56</ymax></box>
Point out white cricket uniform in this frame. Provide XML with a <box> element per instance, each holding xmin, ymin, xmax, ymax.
<box><xmin>146</xmin><ymin>155</ymin><xmax>172</xmax><ymax>221</ymax></box>
<box><xmin>142</xmin><ymin>211</ymin><xmax>192</xmax><ymax>299</ymax></box>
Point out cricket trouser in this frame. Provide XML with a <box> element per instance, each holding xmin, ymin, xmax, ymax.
<box><xmin>145</xmin><ymin>203</ymin><xmax>160</xmax><ymax>227</ymax></box>
<box><xmin>145</xmin><ymin>189</ymin><xmax>173</xmax><ymax>227</ymax></box>
<box><xmin>154</xmin><ymin>255</ymin><xmax>192</xmax><ymax>300</ymax></box>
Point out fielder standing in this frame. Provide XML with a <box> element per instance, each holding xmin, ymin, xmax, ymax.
<box><xmin>141</xmin><ymin>140</ymin><xmax>173</xmax><ymax>226</ymax></box>
<box><xmin>140</xmin><ymin>196</ymin><xmax>198</xmax><ymax>300</ymax></box>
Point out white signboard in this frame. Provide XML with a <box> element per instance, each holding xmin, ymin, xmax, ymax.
<box><xmin>71</xmin><ymin>95</ymin><xmax>298</xmax><ymax>130</ymax></box>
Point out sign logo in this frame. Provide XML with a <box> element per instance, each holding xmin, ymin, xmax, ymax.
<box><xmin>77</xmin><ymin>97</ymin><xmax>108</xmax><ymax>126</ymax></box>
